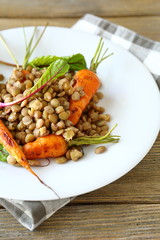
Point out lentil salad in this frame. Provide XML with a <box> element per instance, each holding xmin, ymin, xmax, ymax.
<box><xmin>0</xmin><ymin>27</ymin><xmax>119</xmax><ymax>171</ymax></box>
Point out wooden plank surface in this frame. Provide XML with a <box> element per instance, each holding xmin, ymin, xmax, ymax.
<box><xmin>0</xmin><ymin>0</ymin><xmax>160</xmax><ymax>238</ymax></box>
<box><xmin>0</xmin><ymin>0</ymin><xmax>160</xmax><ymax>18</ymax></box>
<box><xmin>0</xmin><ymin>16</ymin><xmax>160</xmax><ymax>41</ymax></box>
<box><xmin>1</xmin><ymin>204</ymin><xmax>160</xmax><ymax>239</ymax></box>
<box><xmin>75</xmin><ymin>134</ymin><xmax>160</xmax><ymax>204</ymax></box>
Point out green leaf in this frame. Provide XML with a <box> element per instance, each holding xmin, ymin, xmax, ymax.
<box><xmin>0</xmin><ymin>144</ymin><xmax>9</xmax><ymax>162</ymax></box>
<box><xmin>27</xmin><ymin>59</ymin><xmax>69</xmax><ymax>95</ymax></box>
<box><xmin>63</xmin><ymin>54</ymin><xmax>87</xmax><ymax>71</ymax></box>
<box><xmin>28</xmin><ymin>56</ymin><xmax>59</xmax><ymax>67</ymax></box>
<box><xmin>28</xmin><ymin>53</ymin><xmax>87</xmax><ymax>71</ymax></box>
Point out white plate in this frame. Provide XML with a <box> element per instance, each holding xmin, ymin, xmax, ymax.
<box><xmin>0</xmin><ymin>27</ymin><xmax>159</xmax><ymax>201</ymax></box>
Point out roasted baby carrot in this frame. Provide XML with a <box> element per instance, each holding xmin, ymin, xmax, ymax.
<box><xmin>68</xmin><ymin>69</ymin><xmax>100</xmax><ymax>125</ymax></box>
<box><xmin>0</xmin><ymin>119</ymin><xmax>58</xmax><ymax>194</ymax></box>
<box><xmin>23</xmin><ymin>125</ymin><xmax>119</xmax><ymax>160</ymax></box>
<box><xmin>23</xmin><ymin>38</ymin><xmax>114</xmax><ymax>159</ymax></box>
<box><xmin>23</xmin><ymin>134</ymin><xmax>68</xmax><ymax>160</ymax></box>
<box><xmin>69</xmin><ymin>38</ymin><xmax>113</xmax><ymax>125</ymax></box>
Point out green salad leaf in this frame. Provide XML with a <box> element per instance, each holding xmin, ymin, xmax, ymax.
<box><xmin>0</xmin><ymin>144</ymin><xmax>9</xmax><ymax>162</ymax></box>
<box><xmin>28</xmin><ymin>53</ymin><xmax>87</xmax><ymax>71</ymax></box>
<box><xmin>27</xmin><ymin>59</ymin><xmax>69</xmax><ymax>95</ymax></box>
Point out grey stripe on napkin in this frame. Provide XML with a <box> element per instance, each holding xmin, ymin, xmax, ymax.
<box><xmin>72</xmin><ymin>14</ymin><xmax>160</xmax><ymax>88</ymax></box>
<box><xmin>1</xmin><ymin>13</ymin><xmax>160</xmax><ymax>231</ymax></box>
<box><xmin>0</xmin><ymin>197</ymin><xmax>72</xmax><ymax>230</ymax></box>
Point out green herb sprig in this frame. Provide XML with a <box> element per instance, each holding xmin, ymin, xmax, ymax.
<box><xmin>69</xmin><ymin>124</ymin><xmax>120</xmax><ymax>147</ymax></box>
<box><xmin>22</xmin><ymin>24</ymin><xmax>48</xmax><ymax>69</ymax></box>
<box><xmin>90</xmin><ymin>37</ymin><xmax>113</xmax><ymax>73</ymax></box>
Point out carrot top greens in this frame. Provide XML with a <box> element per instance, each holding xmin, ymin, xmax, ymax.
<box><xmin>90</xmin><ymin>37</ymin><xmax>113</xmax><ymax>73</ymax></box>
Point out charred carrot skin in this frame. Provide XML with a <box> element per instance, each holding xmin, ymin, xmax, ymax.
<box><xmin>0</xmin><ymin>119</ymin><xmax>46</xmax><ymax>181</ymax></box>
<box><xmin>23</xmin><ymin>134</ymin><xmax>68</xmax><ymax>160</ymax></box>
<box><xmin>23</xmin><ymin>70</ymin><xmax>100</xmax><ymax>159</ymax></box>
<box><xmin>68</xmin><ymin>69</ymin><xmax>100</xmax><ymax>125</ymax></box>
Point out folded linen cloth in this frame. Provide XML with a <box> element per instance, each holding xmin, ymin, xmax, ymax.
<box><xmin>0</xmin><ymin>14</ymin><xmax>159</xmax><ymax>231</ymax></box>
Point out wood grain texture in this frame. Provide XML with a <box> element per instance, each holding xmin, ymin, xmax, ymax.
<box><xmin>0</xmin><ymin>16</ymin><xmax>160</xmax><ymax>41</ymax></box>
<box><xmin>0</xmin><ymin>0</ymin><xmax>160</xmax><ymax>18</ymax></box>
<box><xmin>0</xmin><ymin>1</ymin><xmax>160</xmax><ymax>237</ymax></box>
<box><xmin>1</xmin><ymin>204</ymin><xmax>160</xmax><ymax>239</ymax></box>
<box><xmin>74</xmin><ymin>134</ymin><xmax>160</xmax><ymax>204</ymax></box>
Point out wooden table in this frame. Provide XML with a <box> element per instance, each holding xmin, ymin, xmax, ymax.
<box><xmin>0</xmin><ymin>0</ymin><xmax>160</xmax><ymax>239</ymax></box>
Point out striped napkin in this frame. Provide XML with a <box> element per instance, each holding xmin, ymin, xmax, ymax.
<box><xmin>0</xmin><ymin>14</ymin><xmax>159</xmax><ymax>231</ymax></box>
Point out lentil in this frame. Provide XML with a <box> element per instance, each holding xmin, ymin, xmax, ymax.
<box><xmin>10</xmin><ymin>86</ymin><xmax>20</xmax><ymax>97</ymax></box>
<box><xmin>25</xmin><ymin>134</ymin><xmax>36</xmax><ymax>143</ymax></box>
<box><xmin>48</xmin><ymin>114</ymin><xmax>58</xmax><ymax>123</ymax></box>
<box><xmin>66</xmin><ymin>149</ymin><xmax>71</xmax><ymax>160</ymax></box>
<box><xmin>39</xmin><ymin>126</ymin><xmax>47</xmax><ymax>136</ymax></box>
<box><xmin>51</xmin><ymin>123</ymin><xmax>58</xmax><ymax>132</ymax></box>
<box><xmin>36</xmin><ymin>119</ymin><xmax>44</xmax><ymax>129</ymax></box>
<box><xmin>44</xmin><ymin>92</ymin><xmax>52</xmax><ymax>102</ymax></box>
<box><xmin>0</xmin><ymin>74</ymin><xmax>4</xmax><ymax>81</ymax></box>
<box><xmin>71</xmin><ymin>91</ymin><xmax>81</xmax><ymax>101</ymax></box>
<box><xmin>55</xmin><ymin>129</ymin><xmax>64</xmax><ymax>135</ymax></box>
<box><xmin>24</xmin><ymin>80</ymin><xmax>33</xmax><ymax>88</ymax></box>
<box><xmin>33</xmin><ymin>128</ymin><xmax>40</xmax><ymax>137</ymax></box>
<box><xmin>44</xmin><ymin>105</ymin><xmax>54</xmax><ymax>114</ymax></box>
<box><xmin>55</xmin><ymin>157</ymin><xmax>67</xmax><ymax>164</ymax></box>
<box><xmin>22</xmin><ymin>115</ymin><xmax>33</xmax><ymax>125</ymax></box>
<box><xmin>57</xmin><ymin>121</ymin><xmax>65</xmax><ymax>129</ymax></box>
<box><xmin>59</xmin><ymin>111</ymin><xmax>69</xmax><ymax>121</ymax></box>
<box><xmin>55</xmin><ymin>106</ymin><xmax>64</xmax><ymax>114</ymax></box>
<box><xmin>11</xmin><ymin>104</ymin><xmax>21</xmax><ymax>112</ymax></box>
<box><xmin>21</xmin><ymin>99</ymin><xmax>28</xmax><ymax>107</ymax></box>
<box><xmin>7</xmin><ymin>155</ymin><xmax>17</xmax><ymax>165</ymax></box>
<box><xmin>8</xmin><ymin>112</ymin><xmax>18</xmax><ymax>122</ymax></box>
<box><xmin>17</xmin><ymin>121</ymin><xmax>25</xmax><ymax>131</ymax></box>
<box><xmin>70</xmin><ymin>148</ymin><xmax>83</xmax><ymax>161</ymax></box>
<box><xmin>21</xmin><ymin>107</ymin><xmax>28</xmax><ymax>116</ymax></box>
<box><xmin>28</xmin><ymin>122</ymin><xmax>36</xmax><ymax>131</ymax></box>
<box><xmin>29</xmin><ymin>99</ymin><xmax>43</xmax><ymax>110</ymax></box>
<box><xmin>34</xmin><ymin>110</ymin><xmax>42</xmax><ymax>119</ymax></box>
<box><xmin>95</xmin><ymin>146</ymin><xmax>107</xmax><ymax>154</ymax></box>
<box><xmin>44</xmin><ymin>119</ymin><xmax>50</xmax><ymax>128</ymax></box>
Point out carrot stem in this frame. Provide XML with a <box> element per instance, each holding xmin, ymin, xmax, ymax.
<box><xmin>0</xmin><ymin>34</ymin><xmax>19</xmax><ymax>69</ymax></box>
<box><xmin>0</xmin><ymin>60</ymin><xmax>18</xmax><ymax>67</ymax></box>
<box><xmin>23</xmin><ymin>24</ymin><xmax>48</xmax><ymax>69</ymax></box>
<box><xmin>90</xmin><ymin>37</ymin><xmax>113</xmax><ymax>73</ymax></box>
<box><xmin>69</xmin><ymin>124</ymin><xmax>120</xmax><ymax>146</ymax></box>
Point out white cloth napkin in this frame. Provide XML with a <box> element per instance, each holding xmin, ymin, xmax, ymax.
<box><xmin>0</xmin><ymin>14</ymin><xmax>159</xmax><ymax>231</ymax></box>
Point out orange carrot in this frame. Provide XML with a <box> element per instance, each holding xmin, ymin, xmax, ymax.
<box><xmin>22</xmin><ymin>69</ymin><xmax>30</xmax><ymax>76</ymax></box>
<box><xmin>23</xmin><ymin>125</ymin><xmax>119</xmax><ymax>160</ymax></box>
<box><xmin>23</xmin><ymin>134</ymin><xmax>68</xmax><ymax>160</ymax></box>
<box><xmin>68</xmin><ymin>69</ymin><xmax>100</xmax><ymax>125</ymax></box>
<box><xmin>69</xmin><ymin>38</ymin><xmax>113</xmax><ymax>126</ymax></box>
<box><xmin>23</xmin><ymin>38</ymin><xmax>114</xmax><ymax>159</ymax></box>
<box><xmin>0</xmin><ymin>119</ymin><xmax>58</xmax><ymax>194</ymax></box>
